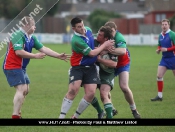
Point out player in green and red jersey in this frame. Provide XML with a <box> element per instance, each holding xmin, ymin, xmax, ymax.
<box><xmin>151</xmin><ymin>19</ymin><xmax>175</xmax><ymax>101</ymax></box>
<box><xmin>3</xmin><ymin>16</ymin><xmax>70</xmax><ymax>119</ymax></box>
<box><xmin>105</xmin><ymin>21</ymin><xmax>141</xmax><ymax>119</ymax></box>
<box><xmin>59</xmin><ymin>17</ymin><xmax>114</xmax><ymax>119</ymax></box>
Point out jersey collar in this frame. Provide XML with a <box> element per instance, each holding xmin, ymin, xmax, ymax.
<box><xmin>161</xmin><ymin>29</ymin><xmax>171</xmax><ymax>35</ymax></box>
<box><xmin>74</xmin><ymin>28</ymin><xmax>88</xmax><ymax>38</ymax></box>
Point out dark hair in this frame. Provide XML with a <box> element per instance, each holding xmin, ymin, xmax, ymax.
<box><xmin>104</xmin><ymin>21</ymin><xmax>117</xmax><ymax>30</ymax></box>
<box><xmin>99</xmin><ymin>26</ymin><xmax>113</xmax><ymax>40</ymax></box>
<box><xmin>70</xmin><ymin>17</ymin><xmax>82</xmax><ymax>27</ymax></box>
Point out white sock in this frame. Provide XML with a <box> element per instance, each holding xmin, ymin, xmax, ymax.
<box><xmin>59</xmin><ymin>97</ymin><xmax>73</xmax><ymax>118</ymax></box>
<box><xmin>74</xmin><ymin>98</ymin><xmax>90</xmax><ymax>118</ymax></box>
<box><xmin>158</xmin><ymin>92</ymin><xmax>162</xmax><ymax>98</ymax></box>
<box><xmin>130</xmin><ymin>104</ymin><xmax>136</xmax><ymax>110</ymax></box>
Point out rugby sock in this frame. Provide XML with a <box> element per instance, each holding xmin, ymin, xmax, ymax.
<box><xmin>74</xmin><ymin>98</ymin><xmax>90</xmax><ymax>118</ymax></box>
<box><xmin>112</xmin><ymin>105</ymin><xmax>116</xmax><ymax>110</ymax></box>
<box><xmin>104</xmin><ymin>103</ymin><xmax>113</xmax><ymax>119</ymax></box>
<box><xmin>12</xmin><ymin>115</ymin><xmax>20</xmax><ymax>119</ymax></box>
<box><xmin>157</xmin><ymin>78</ymin><xmax>163</xmax><ymax>98</ymax></box>
<box><xmin>59</xmin><ymin>97</ymin><xmax>73</xmax><ymax>118</ymax></box>
<box><xmin>91</xmin><ymin>97</ymin><xmax>103</xmax><ymax>114</ymax></box>
<box><xmin>130</xmin><ymin>104</ymin><xmax>136</xmax><ymax>110</ymax></box>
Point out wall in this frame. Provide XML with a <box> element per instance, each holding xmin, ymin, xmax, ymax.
<box><xmin>0</xmin><ymin>33</ymin><xmax>159</xmax><ymax>45</ymax></box>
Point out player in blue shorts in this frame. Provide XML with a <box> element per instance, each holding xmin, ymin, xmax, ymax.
<box><xmin>3</xmin><ymin>16</ymin><xmax>70</xmax><ymax>119</ymax></box>
<box><xmin>105</xmin><ymin>21</ymin><xmax>141</xmax><ymax>119</ymax></box>
<box><xmin>151</xmin><ymin>19</ymin><xmax>175</xmax><ymax>101</ymax></box>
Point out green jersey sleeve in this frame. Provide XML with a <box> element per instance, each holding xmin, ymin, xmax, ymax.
<box><xmin>32</xmin><ymin>35</ymin><xmax>43</xmax><ymax>50</ymax></box>
<box><xmin>169</xmin><ymin>31</ymin><xmax>175</xmax><ymax>45</ymax></box>
<box><xmin>114</xmin><ymin>32</ymin><xmax>127</xmax><ymax>48</ymax></box>
<box><xmin>72</xmin><ymin>36</ymin><xmax>91</xmax><ymax>56</ymax></box>
<box><xmin>11</xmin><ymin>31</ymin><xmax>24</xmax><ymax>50</ymax></box>
<box><xmin>158</xmin><ymin>34</ymin><xmax>161</xmax><ymax>46</ymax></box>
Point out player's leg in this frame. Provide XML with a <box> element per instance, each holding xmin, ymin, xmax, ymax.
<box><xmin>72</xmin><ymin>83</ymin><xmax>97</xmax><ymax>118</ymax></box>
<box><xmin>59</xmin><ymin>67</ymin><xmax>82</xmax><ymax>118</ymax></box>
<box><xmin>151</xmin><ymin>66</ymin><xmax>167</xmax><ymax>101</ymax></box>
<box><xmin>172</xmin><ymin>70</ymin><xmax>175</xmax><ymax>76</ymax></box>
<box><xmin>13</xmin><ymin>84</ymin><xmax>28</xmax><ymax>119</ymax></box>
<box><xmin>100</xmin><ymin>84</ymin><xmax>113</xmax><ymax>118</ymax></box>
<box><xmin>91</xmin><ymin>65</ymin><xmax>104</xmax><ymax>118</ymax></box>
<box><xmin>19</xmin><ymin>71</ymin><xmax>30</xmax><ymax>117</ymax></box>
<box><xmin>3</xmin><ymin>69</ymin><xmax>29</xmax><ymax>119</ymax></box>
<box><xmin>59</xmin><ymin>80</ymin><xmax>81</xmax><ymax>118</ymax></box>
<box><xmin>72</xmin><ymin>65</ymin><xmax>100</xmax><ymax>118</ymax></box>
<box><xmin>119</xmin><ymin>71</ymin><xmax>140</xmax><ymax>119</ymax></box>
<box><xmin>91</xmin><ymin>96</ymin><xmax>105</xmax><ymax>119</ymax></box>
<box><xmin>108</xmin><ymin>92</ymin><xmax>118</xmax><ymax>116</ymax></box>
<box><xmin>19</xmin><ymin>84</ymin><xmax>29</xmax><ymax>118</ymax></box>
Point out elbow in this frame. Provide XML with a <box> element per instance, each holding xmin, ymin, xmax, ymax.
<box><xmin>88</xmin><ymin>52</ymin><xmax>96</xmax><ymax>57</ymax></box>
<box><xmin>121</xmin><ymin>49</ymin><xmax>126</xmax><ymax>55</ymax></box>
<box><xmin>107</xmin><ymin>62</ymin><xmax>117</xmax><ymax>68</ymax></box>
<box><xmin>15</xmin><ymin>50</ymin><xmax>22</xmax><ymax>57</ymax></box>
<box><xmin>111</xmin><ymin>62</ymin><xmax>117</xmax><ymax>68</ymax></box>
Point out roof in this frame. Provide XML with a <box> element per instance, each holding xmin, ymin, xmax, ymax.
<box><xmin>73</xmin><ymin>2</ymin><xmax>148</xmax><ymax>13</ymax></box>
<box><xmin>57</xmin><ymin>2</ymin><xmax>148</xmax><ymax>16</ymax></box>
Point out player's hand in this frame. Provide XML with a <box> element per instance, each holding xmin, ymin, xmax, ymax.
<box><xmin>160</xmin><ymin>47</ymin><xmax>167</xmax><ymax>52</ymax></box>
<box><xmin>58</xmin><ymin>53</ymin><xmax>71</xmax><ymax>62</ymax></box>
<box><xmin>107</xmin><ymin>45</ymin><xmax>115</xmax><ymax>53</ymax></box>
<box><xmin>104</xmin><ymin>40</ymin><xmax>115</xmax><ymax>49</ymax></box>
<box><xmin>34</xmin><ymin>52</ymin><xmax>46</xmax><ymax>59</ymax></box>
<box><xmin>156</xmin><ymin>49</ymin><xmax>161</xmax><ymax>54</ymax></box>
<box><xmin>100</xmin><ymin>50</ymin><xmax>108</xmax><ymax>55</ymax></box>
<box><xmin>97</xmin><ymin>55</ymin><xmax>102</xmax><ymax>62</ymax></box>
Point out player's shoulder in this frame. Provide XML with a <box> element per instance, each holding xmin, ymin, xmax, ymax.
<box><xmin>11</xmin><ymin>30</ymin><xmax>23</xmax><ymax>38</ymax></box>
<box><xmin>11</xmin><ymin>30</ymin><xmax>24</xmax><ymax>41</ymax></box>
<box><xmin>115</xmin><ymin>31</ymin><xmax>124</xmax><ymax>37</ymax></box>
<box><xmin>169</xmin><ymin>30</ymin><xmax>175</xmax><ymax>35</ymax></box>
<box><xmin>31</xmin><ymin>34</ymin><xmax>37</xmax><ymax>39</ymax></box>
<box><xmin>85</xmin><ymin>26</ymin><xmax>92</xmax><ymax>32</ymax></box>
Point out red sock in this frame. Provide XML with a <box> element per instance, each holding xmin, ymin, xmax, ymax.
<box><xmin>157</xmin><ymin>81</ymin><xmax>163</xmax><ymax>92</ymax></box>
<box><xmin>12</xmin><ymin>115</ymin><xmax>20</xmax><ymax>119</ymax></box>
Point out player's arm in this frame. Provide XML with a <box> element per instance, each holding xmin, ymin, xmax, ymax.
<box><xmin>97</xmin><ymin>55</ymin><xmax>117</xmax><ymax>68</ymax></box>
<box><xmin>33</xmin><ymin>36</ymin><xmax>70</xmax><ymax>61</ymax></box>
<box><xmin>12</xmin><ymin>35</ymin><xmax>45</xmax><ymax>59</ymax></box>
<box><xmin>15</xmin><ymin>50</ymin><xmax>45</xmax><ymax>59</ymax></box>
<box><xmin>88</xmin><ymin>40</ymin><xmax>114</xmax><ymax>57</ymax></box>
<box><xmin>39</xmin><ymin>46</ymin><xmax>70</xmax><ymax>61</ymax></box>
<box><xmin>108</xmin><ymin>46</ymin><xmax>126</xmax><ymax>55</ymax></box>
<box><xmin>156</xmin><ymin>37</ymin><xmax>161</xmax><ymax>54</ymax></box>
<box><xmin>161</xmin><ymin>31</ymin><xmax>175</xmax><ymax>52</ymax></box>
<box><xmin>108</xmin><ymin>33</ymin><xmax>126</xmax><ymax>55</ymax></box>
<box><xmin>74</xmin><ymin>39</ymin><xmax>114</xmax><ymax>57</ymax></box>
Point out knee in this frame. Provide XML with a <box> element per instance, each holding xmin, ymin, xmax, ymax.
<box><xmin>16</xmin><ymin>85</ymin><xmax>29</xmax><ymax>96</ymax></box>
<box><xmin>23</xmin><ymin>86</ymin><xmax>29</xmax><ymax>96</ymax></box>
<box><xmin>108</xmin><ymin>93</ymin><xmax>111</xmax><ymax>99</ymax></box>
<box><xmin>100</xmin><ymin>91</ymin><xmax>108</xmax><ymax>102</ymax></box>
<box><xmin>157</xmin><ymin>77</ymin><xmax>163</xmax><ymax>81</ymax></box>
<box><xmin>86</xmin><ymin>91</ymin><xmax>96</xmax><ymax>100</ymax></box>
<box><xmin>121</xmin><ymin>86</ymin><xmax>129</xmax><ymax>94</ymax></box>
<box><xmin>23</xmin><ymin>90</ymin><xmax>29</xmax><ymax>96</ymax></box>
<box><xmin>66</xmin><ymin>89</ymin><xmax>78</xmax><ymax>99</ymax></box>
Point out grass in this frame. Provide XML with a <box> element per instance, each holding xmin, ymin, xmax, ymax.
<box><xmin>0</xmin><ymin>44</ymin><xmax>175</xmax><ymax>132</ymax></box>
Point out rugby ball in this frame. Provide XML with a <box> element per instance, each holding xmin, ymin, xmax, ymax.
<box><xmin>99</xmin><ymin>54</ymin><xmax>110</xmax><ymax>69</ymax></box>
